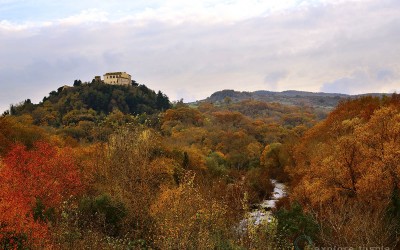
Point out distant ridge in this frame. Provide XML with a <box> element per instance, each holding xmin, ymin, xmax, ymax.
<box><xmin>199</xmin><ymin>89</ymin><xmax>389</xmax><ymax>109</ymax></box>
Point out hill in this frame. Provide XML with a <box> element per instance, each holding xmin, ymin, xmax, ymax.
<box><xmin>8</xmin><ymin>80</ymin><xmax>171</xmax><ymax>127</ymax></box>
<box><xmin>200</xmin><ymin>89</ymin><xmax>388</xmax><ymax>110</ymax></box>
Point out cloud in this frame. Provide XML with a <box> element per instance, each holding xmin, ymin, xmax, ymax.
<box><xmin>320</xmin><ymin>70</ymin><xmax>372</xmax><ymax>94</ymax></box>
<box><xmin>0</xmin><ymin>0</ymin><xmax>400</xmax><ymax>112</ymax></box>
<box><xmin>263</xmin><ymin>71</ymin><xmax>288</xmax><ymax>90</ymax></box>
<box><xmin>264</xmin><ymin>71</ymin><xmax>288</xmax><ymax>83</ymax></box>
<box><xmin>58</xmin><ymin>9</ymin><xmax>109</xmax><ymax>25</ymax></box>
<box><xmin>321</xmin><ymin>68</ymin><xmax>399</xmax><ymax>94</ymax></box>
<box><xmin>0</xmin><ymin>0</ymin><xmax>295</xmax><ymax>27</ymax></box>
<box><xmin>375</xmin><ymin>69</ymin><xmax>395</xmax><ymax>82</ymax></box>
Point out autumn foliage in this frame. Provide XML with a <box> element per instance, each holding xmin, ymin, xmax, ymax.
<box><xmin>289</xmin><ymin>95</ymin><xmax>400</xmax><ymax>247</ymax></box>
<box><xmin>0</xmin><ymin>142</ymin><xmax>83</xmax><ymax>248</ymax></box>
<box><xmin>4</xmin><ymin>81</ymin><xmax>400</xmax><ymax>248</ymax></box>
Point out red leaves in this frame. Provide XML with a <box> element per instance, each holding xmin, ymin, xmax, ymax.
<box><xmin>0</xmin><ymin>141</ymin><xmax>83</xmax><ymax>247</ymax></box>
<box><xmin>3</xmin><ymin>142</ymin><xmax>82</xmax><ymax>207</ymax></box>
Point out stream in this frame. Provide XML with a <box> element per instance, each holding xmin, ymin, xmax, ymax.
<box><xmin>238</xmin><ymin>179</ymin><xmax>287</xmax><ymax>231</ymax></box>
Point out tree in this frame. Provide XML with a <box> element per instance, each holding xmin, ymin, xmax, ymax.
<box><xmin>150</xmin><ymin>172</ymin><xmax>230</xmax><ymax>249</ymax></box>
<box><xmin>223</xmin><ymin>96</ymin><xmax>232</xmax><ymax>105</ymax></box>
<box><xmin>0</xmin><ymin>115</ymin><xmax>47</xmax><ymax>155</ymax></box>
<box><xmin>275</xmin><ymin>202</ymin><xmax>319</xmax><ymax>243</ymax></box>
<box><xmin>73</xmin><ymin>79</ymin><xmax>82</xmax><ymax>87</ymax></box>
<box><xmin>163</xmin><ymin>107</ymin><xmax>204</xmax><ymax>127</ymax></box>
<box><xmin>156</xmin><ymin>91</ymin><xmax>170</xmax><ymax>111</ymax></box>
<box><xmin>93</xmin><ymin>126</ymin><xmax>176</xmax><ymax>242</ymax></box>
<box><xmin>0</xmin><ymin>142</ymin><xmax>83</xmax><ymax>248</ymax></box>
<box><xmin>289</xmin><ymin>96</ymin><xmax>400</xmax><ymax>246</ymax></box>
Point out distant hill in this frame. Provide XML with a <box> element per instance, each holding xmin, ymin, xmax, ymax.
<box><xmin>199</xmin><ymin>89</ymin><xmax>388</xmax><ymax>110</ymax></box>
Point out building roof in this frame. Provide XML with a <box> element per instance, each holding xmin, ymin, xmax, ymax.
<box><xmin>104</xmin><ymin>72</ymin><xmax>130</xmax><ymax>76</ymax></box>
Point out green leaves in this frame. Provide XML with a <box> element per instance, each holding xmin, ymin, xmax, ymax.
<box><xmin>78</xmin><ymin>194</ymin><xmax>127</xmax><ymax>236</ymax></box>
<box><xmin>275</xmin><ymin>202</ymin><xmax>319</xmax><ymax>241</ymax></box>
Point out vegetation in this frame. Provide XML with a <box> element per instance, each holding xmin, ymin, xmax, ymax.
<box><xmin>9</xmin><ymin>80</ymin><xmax>170</xmax><ymax>127</ymax></box>
<box><xmin>0</xmin><ymin>81</ymin><xmax>399</xmax><ymax>249</ymax></box>
<box><xmin>289</xmin><ymin>94</ymin><xmax>400</xmax><ymax>247</ymax></box>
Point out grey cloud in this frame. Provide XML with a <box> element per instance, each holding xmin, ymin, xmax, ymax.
<box><xmin>264</xmin><ymin>71</ymin><xmax>288</xmax><ymax>83</ymax></box>
<box><xmin>320</xmin><ymin>71</ymin><xmax>369</xmax><ymax>94</ymax></box>
<box><xmin>1</xmin><ymin>0</ymin><xmax>400</xmax><ymax>112</ymax></box>
<box><xmin>375</xmin><ymin>69</ymin><xmax>395</xmax><ymax>82</ymax></box>
<box><xmin>264</xmin><ymin>71</ymin><xmax>288</xmax><ymax>90</ymax></box>
<box><xmin>321</xmin><ymin>68</ymin><xmax>399</xmax><ymax>94</ymax></box>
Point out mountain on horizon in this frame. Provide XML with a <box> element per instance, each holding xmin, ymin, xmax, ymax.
<box><xmin>197</xmin><ymin>89</ymin><xmax>389</xmax><ymax>110</ymax></box>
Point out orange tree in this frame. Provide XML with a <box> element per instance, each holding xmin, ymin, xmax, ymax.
<box><xmin>0</xmin><ymin>142</ymin><xmax>83</xmax><ymax>248</ymax></box>
<box><xmin>289</xmin><ymin>95</ymin><xmax>400</xmax><ymax>247</ymax></box>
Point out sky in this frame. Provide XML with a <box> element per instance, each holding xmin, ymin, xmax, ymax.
<box><xmin>0</xmin><ymin>0</ymin><xmax>399</xmax><ymax>112</ymax></box>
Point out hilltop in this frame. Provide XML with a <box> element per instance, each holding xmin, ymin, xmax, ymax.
<box><xmin>7</xmin><ymin>80</ymin><xmax>171</xmax><ymax>127</ymax></box>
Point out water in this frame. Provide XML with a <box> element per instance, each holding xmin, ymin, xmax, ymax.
<box><xmin>238</xmin><ymin>179</ymin><xmax>287</xmax><ymax>231</ymax></box>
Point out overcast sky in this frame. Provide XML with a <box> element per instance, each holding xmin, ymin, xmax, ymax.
<box><xmin>0</xmin><ymin>0</ymin><xmax>399</xmax><ymax>112</ymax></box>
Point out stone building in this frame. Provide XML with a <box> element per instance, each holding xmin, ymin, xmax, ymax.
<box><xmin>103</xmin><ymin>72</ymin><xmax>132</xmax><ymax>85</ymax></box>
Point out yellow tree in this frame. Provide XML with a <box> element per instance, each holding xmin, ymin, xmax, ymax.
<box><xmin>150</xmin><ymin>172</ymin><xmax>230</xmax><ymax>249</ymax></box>
<box><xmin>94</xmin><ymin>126</ymin><xmax>176</xmax><ymax>242</ymax></box>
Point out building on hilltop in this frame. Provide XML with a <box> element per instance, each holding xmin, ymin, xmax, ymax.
<box><xmin>102</xmin><ymin>72</ymin><xmax>132</xmax><ymax>85</ymax></box>
<box><xmin>94</xmin><ymin>76</ymin><xmax>101</xmax><ymax>82</ymax></box>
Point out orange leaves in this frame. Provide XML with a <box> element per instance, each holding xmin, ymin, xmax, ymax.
<box><xmin>292</xmin><ymin>97</ymin><xmax>400</xmax><ymax>208</ymax></box>
<box><xmin>212</xmin><ymin>111</ymin><xmax>248</xmax><ymax>126</ymax></box>
<box><xmin>288</xmin><ymin>98</ymin><xmax>400</xmax><ymax>246</ymax></box>
<box><xmin>3</xmin><ymin>142</ymin><xmax>82</xmax><ymax>207</ymax></box>
<box><xmin>0</xmin><ymin>141</ymin><xmax>83</xmax><ymax>247</ymax></box>
<box><xmin>163</xmin><ymin>107</ymin><xmax>204</xmax><ymax>127</ymax></box>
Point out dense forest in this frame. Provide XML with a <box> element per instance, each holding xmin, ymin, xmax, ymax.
<box><xmin>8</xmin><ymin>80</ymin><xmax>170</xmax><ymax>125</ymax></box>
<box><xmin>0</xmin><ymin>81</ymin><xmax>399</xmax><ymax>249</ymax></box>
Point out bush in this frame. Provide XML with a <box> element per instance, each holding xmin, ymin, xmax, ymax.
<box><xmin>275</xmin><ymin>202</ymin><xmax>319</xmax><ymax>243</ymax></box>
<box><xmin>78</xmin><ymin>194</ymin><xmax>127</xmax><ymax>236</ymax></box>
<box><xmin>245</xmin><ymin>167</ymin><xmax>274</xmax><ymax>203</ymax></box>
